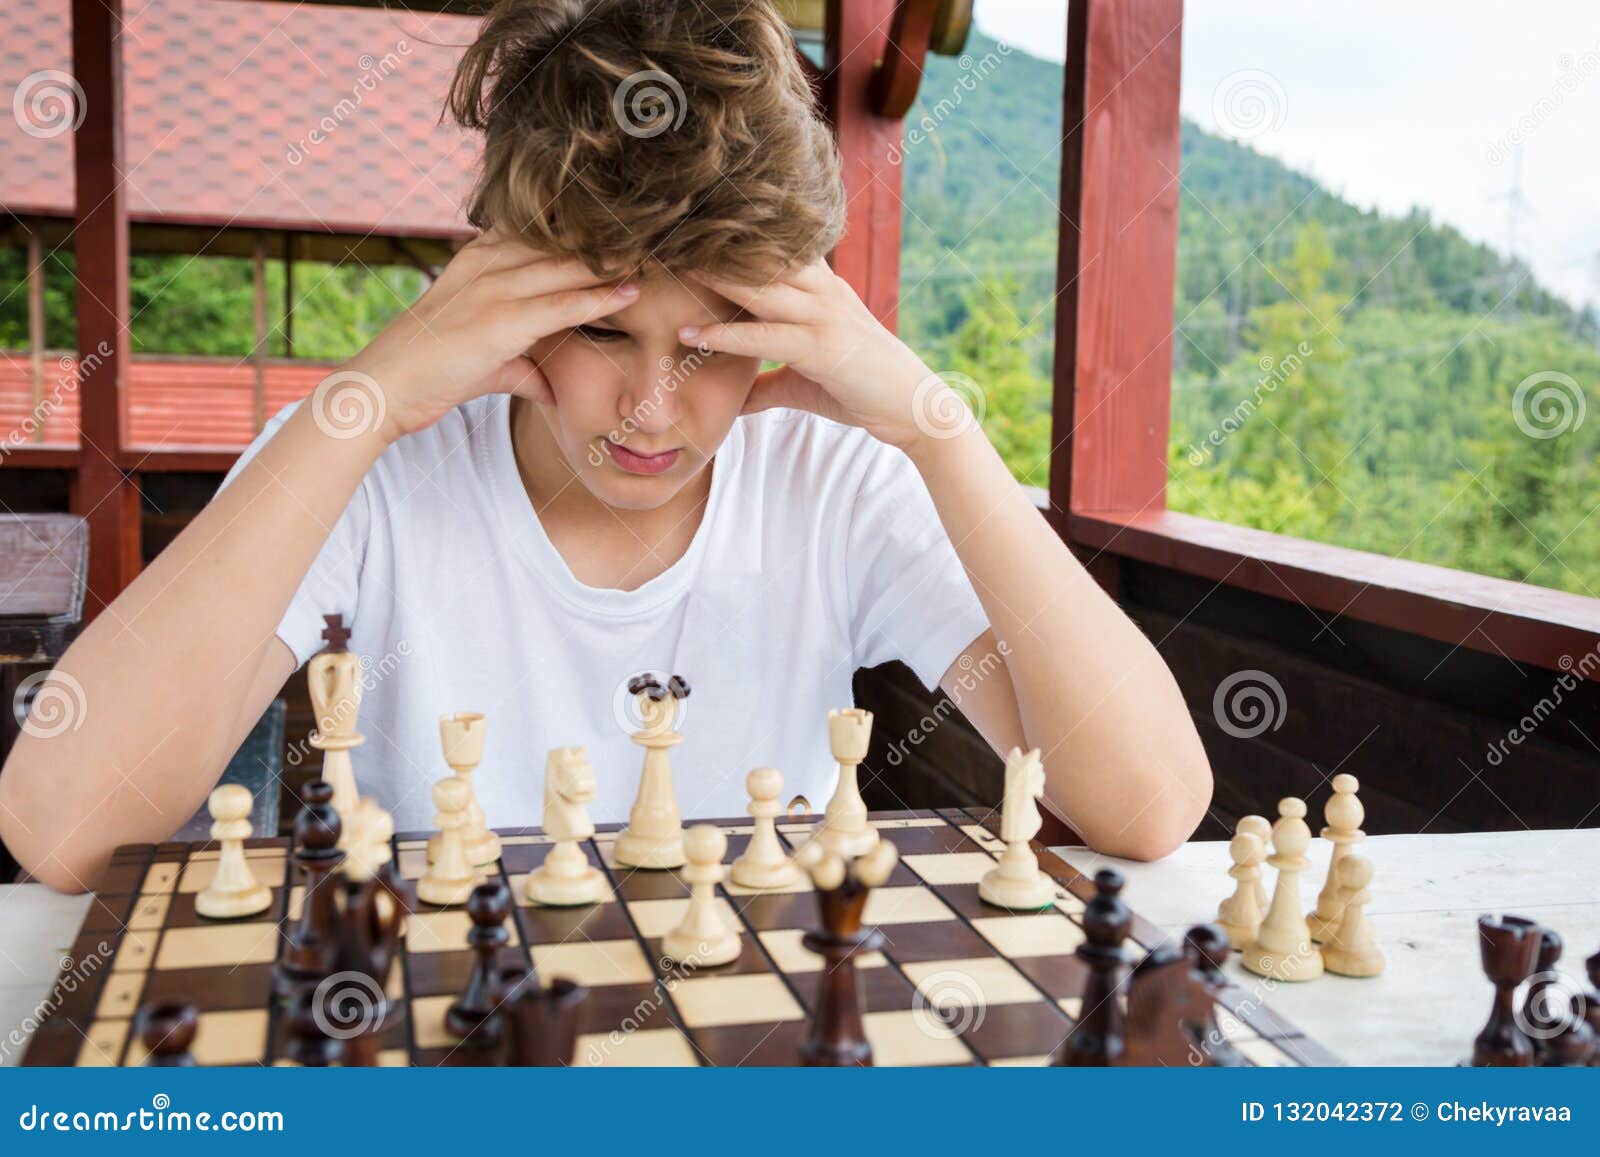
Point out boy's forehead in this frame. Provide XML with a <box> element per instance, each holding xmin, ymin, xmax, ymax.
<box><xmin>615</xmin><ymin>267</ymin><xmax>746</xmax><ymax>325</ymax></box>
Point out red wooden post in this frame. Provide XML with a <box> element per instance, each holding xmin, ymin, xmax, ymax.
<box><xmin>71</xmin><ymin>0</ymin><xmax>141</xmax><ymax>612</ymax></box>
<box><xmin>1048</xmin><ymin>0</ymin><xmax>1185</xmax><ymax>529</ymax></box>
<box><xmin>823</xmin><ymin>0</ymin><xmax>904</xmax><ymax>332</ymax></box>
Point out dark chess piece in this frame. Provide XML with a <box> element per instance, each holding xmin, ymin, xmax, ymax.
<box><xmin>795</xmin><ymin>839</ymin><xmax>898</xmax><ymax>1066</ymax></box>
<box><xmin>1122</xmin><ymin>947</ymin><xmax>1202</xmax><ymax>1066</ymax></box>
<box><xmin>1053</xmin><ymin>868</ymin><xmax>1131</xmax><ymax>1066</ymax></box>
<box><xmin>1583</xmin><ymin>948</ymin><xmax>1600</xmax><ymax>1067</ymax></box>
<box><xmin>447</xmin><ymin>879</ymin><xmax>513</xmax><ymax>1042</ymax></box>
<box><xmin>1184</xmin><ymin>923</ymin><xmax>1244</xmax><ymax>1067</ymax></box>
<box><xmin>135</xmin><ymin>1002</ymin><xmax>197</xmax><ymax>1067</ymax></box>
<box><xmin>496</xmin><ymin>968</ymin><xmax>588</xmax><ymax>1066</ymax></box>
<box><xmin>283</xmin><ymin>982</ymin><xmax>342</xmax><ymax>1067</ymax></box>
<box><xmin>1470</xmin><ymin>914</ymin><xmax>1543</xmax><ymax>1066</ymax></box>
<box><xmin>274</xmin><ymin>779</ymin><xmax>345</xmax><ymax>998</ymax></box>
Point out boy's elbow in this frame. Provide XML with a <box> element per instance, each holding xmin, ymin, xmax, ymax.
<box><xmin>0</xmin><ymin>766</ymin><xmax>97</xmax><ymax>894</ymax></box>
<box><xmin>1082</xmin><ymin>758</ymin><xmax>1213</xmax><ymax>864</ymax></box>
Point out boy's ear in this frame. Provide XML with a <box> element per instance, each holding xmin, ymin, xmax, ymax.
<box><xmin>497</xmin><ymin>355</ymin><xmax>557</xmax><ymax>407</ymax></box>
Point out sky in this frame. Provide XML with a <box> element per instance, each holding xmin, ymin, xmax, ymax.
<box><xmin>973</xmin><ymin>0</ymin><xmax>1600</xmax><ymax>313</ymax></box>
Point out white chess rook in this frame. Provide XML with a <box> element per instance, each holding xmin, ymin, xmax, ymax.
<box><xmin>813</xmin><ymin>708</ymin><xmax>879</xmax><ymax>858</ymax></box>
<box><xmin>427</xmin><ymin>712</ymin><xmax>499</xmax><ymax>867</ymax></box>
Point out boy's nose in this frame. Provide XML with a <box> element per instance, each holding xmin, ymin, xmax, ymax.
<box><xmin>617</xmin><ymin>357</ymin><xmax>683</xmax><ymax>436</ymax></box>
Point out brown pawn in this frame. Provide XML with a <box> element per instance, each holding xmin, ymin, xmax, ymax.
<box><xmin>446</xmin><ymin>879</ymin><xmax>512</xmax><ymax>1043</ymax></box>
<box><xmin>274</xmin><ymin>780</ymin><xmax>345</xmax><ymax>998</ymax></box>
<box><xmin>1184</xmin><ymin>924</ymin><xmax>1245</xmax><ymax>1067</ymax></box>
<box><xmin>496</xmin><ymin>968</ymin><xmax>588</xmax><ymax>1066</ymax></box>
<box><xmin>1053</xmin><ymin>868</ymin><xmax>1131</xmax><ymax>1067</ymax></box>
<box><xmin>1470</xmin><ymin>915</ymin><xmax>1543</xmax><ymax>1066</ymax></box>
<box><xmin>135</xmin><ymin>1002</ymin><xmax>197</xmax><ymax>1067</ymax></box>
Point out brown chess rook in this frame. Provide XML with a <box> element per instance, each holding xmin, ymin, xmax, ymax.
<box><xmin>497</xmin><ymin>968</ymin><xmax>589</xmax><ymax>1066</ymax></box>
<box><xmin>1471</xmin><ymin>915</ymin><xmax>1544</xmax><ymax>1067</ymax></box>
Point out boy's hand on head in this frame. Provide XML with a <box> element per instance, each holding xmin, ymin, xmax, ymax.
<box><xmin>342</xmin><ymin>228</ymin><xmax>640</xmax><ymax>444</ymax></box>
<box><xmin>680</xmin><ymin>260</ymin><xmax>963</xmax><ymax>454</ymax></box>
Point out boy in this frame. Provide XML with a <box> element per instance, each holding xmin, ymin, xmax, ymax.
<box><xmin>0</xmin><ymin>0</ymin><xmax>1210</xmax><ymax>893</ymax></box>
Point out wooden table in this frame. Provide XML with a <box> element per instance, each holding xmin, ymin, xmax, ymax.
<box><xmin>0</xmin><ymin>829</ymin><xmax>1592</xmax><ymax>1066</ymax></box>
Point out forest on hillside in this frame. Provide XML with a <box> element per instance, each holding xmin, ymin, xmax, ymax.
<box><xmin>2</xmin><ymin>30</ymin><xmax>1596</xmax><ymax>595</ymax></box>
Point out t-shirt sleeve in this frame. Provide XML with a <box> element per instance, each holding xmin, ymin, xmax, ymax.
<box><xmin>215</xmin><ymin>400</ymin><xmax>372</xmax><ymax>670</ymax></box>
<box><xmin>845</xmin><ymin>445</ymin><xmax>991</xmax><ymax>690</ymax></box>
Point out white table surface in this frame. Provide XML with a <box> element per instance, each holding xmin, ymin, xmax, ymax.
<box><xmin>0</xmin><ymin>830</ymin><xmax>1593</xmax><ymax>1066</ymax></box>
<box><xmin>1056</xmin><ymin>828</ymin><xmax>1600</xmax><ymax>1066</ymax></box>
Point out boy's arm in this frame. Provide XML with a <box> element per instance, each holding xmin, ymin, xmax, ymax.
<box><xmin>0</xmin><ymin>233</ymin><xmax>640</xmax><ymax>892</ymax></box>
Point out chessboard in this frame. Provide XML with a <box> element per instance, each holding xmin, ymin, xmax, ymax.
<box><xmin>21</xmin><ymin>808</ymin><xmax>1339</xmax><ymax>1067</ymax></box>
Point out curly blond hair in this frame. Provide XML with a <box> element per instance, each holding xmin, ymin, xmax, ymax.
<box><xmin>446</xmin><ymin>0</ymin><xmax>846</xmax><ymax>283</ymax></box>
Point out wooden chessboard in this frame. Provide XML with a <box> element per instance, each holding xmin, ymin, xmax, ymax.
<box><xmin>21</xmin><ymin>808</ymin><xmax>1339</xmax><ymax>1067</ymax></box>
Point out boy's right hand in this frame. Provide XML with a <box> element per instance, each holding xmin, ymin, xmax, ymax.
<box><xmin>336</xmin><ymin>229</ymin><xmax>639</xmax><ymax>444</ymax></box>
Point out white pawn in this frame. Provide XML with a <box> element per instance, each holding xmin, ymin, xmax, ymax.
<box><xmin>525</xmin><ymin>747</ymin><xmax>608</xmax><ymax>907</ymax></box>
<box><xmin>195</xmin><ymin>785</ymin><xmax>272</xmax><ymax>919</ymax></box>
<box><xmin>417</xmin><ymin>778</ymin><xmax>482</xmax><ymax>907</ymax></box>
<box><xmin>813</xmin><ymin>708</ymin><xmax>879</xmax><ymax>858</ymax></box>
<box><xmin>661</xmin><ymin>825</ymin><xmax>741</xmax><ymax>968</ymax></box>
<box><xmin>1215</xmin><ymin>830</ymin><xmax>1265</xmax><ymax>949</ymax></box>
<box><xmin>1321</xmin><ymin>854</ymin><xmax>1384</xmax><ymax>977</ymax></box>
<box><xmin>1307</xmin><ymin>774</ymin><xmax>1364</xmax><ymax>943</ymax></box>
<box><xmin>1241</xmin><ymin>798</ymin><xmax>1323</xmax><ymax>981</ymax></box>
<box><xmin>1236</xmin><ymin>814</ymin><xmax>1272</xmax><ymax>912</ymax></box>
<box><xmin>731</xmin><ymin>768</ymin><xmax>800</xmax><ymax>890</ymax></box>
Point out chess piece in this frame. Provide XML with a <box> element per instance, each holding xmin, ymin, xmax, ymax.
<box><xmin>1053</xmin><ymin>869</ymin><xmax>1131</xmax><ymax>1066</ymax></box>
<box><xmin>1236</xmin><ymin>815</ymin><xmax>1272</xmax><ymax>911</ymax></box>
<box><xmin>306</xmin><ymin>614</ymin><xmax>363</xmax><ymax>832</ymax></box>
<box><xmin>794</xmin><ymin>838</ymin><xmax>899</xmax><ymax>1065</ymax></box>
<box><xmin>813</xmin><ymin>708</ymin><xmax>879</xmax><ymax>859</ymax></box>
<box><xmin>525</xmin><ymin>747</ymin><xmax>608</xmax><ymax>906</ymax></box>
<box><xmin>1521</xmin><ymin>929</ymin><xmax>1597</xmax><ymax>1066</ymax></box>
<box><xmin>1184</xmin><ymin>925</ymin><xmax>1244</xmax><ymax>1067</ymax></box>
<box><xmin>1241</xmin><ymin>798</ymin><xmax>1324</xmax><ymax>982</ymax></box>
<box><xmin>497</xmin><ymin>968</ymin><xmax>588</xmax><ymax>1067</ymax></box>
<box><xmin>447</xmin><ymin>880</ymin><xmax>513</xmax><ymax>1042</ymax></box>
<box><xmin>1470</xmin><ymin>915</ymin><xmax>1543</xmax><ymax>1066</ymax></box>
<box><xmin>274</xmin><ymin>780</ymin><xmax>345</xmax><ymax>998</ymax></box>
<box><xmin>730</xmin><ymin>767</ymin><xmax>800</xmax><ymax>890</ymax></box>
<box><xmin>1320</xmin><ymin>854</ymin><xmax>1384</xmax><ymax>977</ymax></box>
<box><xmin>1579</xmin><ymin>948</ymin><xmax>1600</xmax><ymax>1059</ymax></box>
<box><xmin>1122</xmin><ymin>946</ymin><xmax>1209</xmax><ymax>1067</ymax></box>
<box><xmin>1215</xmin><ymin>830</ymin><xmax>1265</xmax><ymax>949</ymax></box>
<box><xmin>329</xmin><ymin>798</ymin><xmax>405</xmax><ymax>1066</ymax></box>
<box><xmin>417</xmin><ymin>777</ymin><xmax>483</xmax><ymax>906</ymax></box>
<box><xmin>135</xmin><ymin>1002</ymin><xmax>197</xmax><ymax>1067</ymax></box>
<box><xmin>1307</xmin><ymin>774</ymin><xmax>1364</xmax><ymax>942</ymax></box>
<box><xmin>614</xmin><ymin>675</ymin><xmax>690</xmax><ymax>869</ymax></box>
<box><xmin>195</xmin><ymin>784</ymin><xmax>272</xmax><ymax>919</ymax></box>
<box><xmin>662</xmin><ymin>824</ymin><xmax>741</xmax><ymax>967</ymax></box>
<box><xmin>979</xmin><ymin>747</ymin><xmax>1054</xmax><ymax>910</ymax></box>
<box><xmin>426</xmin><ymin>712</ymin><xmax>499</xmax><ymax>867</ymax></box>
<box><xmin>284</xmin><ymin>982</ymin><xmax>342</xmax><ymax>1067</ymax></box>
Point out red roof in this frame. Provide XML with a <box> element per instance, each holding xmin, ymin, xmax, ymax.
<box><xmin>1</xmin><ymin>0</ymin><xmax>482</xmax><ymax>239</ymax></box>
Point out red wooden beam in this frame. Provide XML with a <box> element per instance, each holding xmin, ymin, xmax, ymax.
<box><xmin>1048</xmin><ymin>0</ymin><xmax>1184</xmax><ymax>528</ymax></box>
<box><xmin>70</xmin><ymin>0</ymin><xmax>141</xmax><ymax>615</ymax></box>
<box><xmin>823</xmin><ymin>0</ymin><xmax>904</xmax><ymax>332</ymax></box>
<box><xmin>868</xmin><ymin>0</ymin><xmax>938</xmax><ymax>119</ymax></box>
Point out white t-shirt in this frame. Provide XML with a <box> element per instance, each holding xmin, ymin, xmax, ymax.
<box><xmin>222</xmin><ymin>395</ymin><xmax>990</xmax><ymax>833</ymax></box>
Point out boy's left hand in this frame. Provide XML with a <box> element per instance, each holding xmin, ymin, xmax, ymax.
<box><xmin>680</xmin><ymin>261</ymin><xmax>967</xmax><ymax>453</ymax></box>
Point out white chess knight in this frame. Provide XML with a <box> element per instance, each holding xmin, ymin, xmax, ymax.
<box><xmin>306</xmin><ymin>645</ymin><xmax>363</xmax><ymax>835</ymax></box>
<box><xmin>812</xmin><ymin>708</ymin><xmax>879</xmax><ymax>858</ymax></box>
<box><xmin>195</xmin><ymin>784</ymin><xmax>272</xmax><ymax>919</ymax></box>
<box><xmin>614</xmin><ymin>678</ymin><xmax>688</xmax><ymax>870</ymax></box>
<box><xmin>525</xmin><ymin>746</ymin><xmax>609</xmax><ymax>906</ymax></box>
<box><xmin>978</xmin><ymin>747</ymin><xmax>1055</xmax><ymax>910</ymax></box>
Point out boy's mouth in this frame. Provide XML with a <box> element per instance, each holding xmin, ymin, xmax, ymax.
<box><xmin>602</xmin><ymin>438</ymin><xmax>680</xmax><ymax>476</ymax></box>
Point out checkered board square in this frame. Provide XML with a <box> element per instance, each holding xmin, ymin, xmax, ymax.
<box><xmin>20</xmin><ymin>810</ymin><xmax>1339</xmax><ymax>1067</ymax></box>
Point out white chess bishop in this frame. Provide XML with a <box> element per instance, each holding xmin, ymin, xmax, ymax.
<box><xmin>614</xmin><ymin>675</ymin><xmax>690</xmax><ymax>870</ymax></box>
<box><xmin>525</xmin><ymin>746</ymin><xmax>609</xmax><ymax>907</ymax></box>
<box><xmin>978</xmin><ymin>747</ymin><xmax>1055</xmax><ymax>910</ymax></box>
